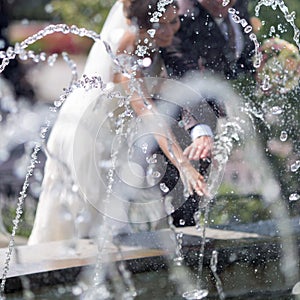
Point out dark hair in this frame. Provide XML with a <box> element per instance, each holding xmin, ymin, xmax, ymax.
<box><xmin>122</xmin><ymin>0</ymin><xmax>178</xmax><ymax>30</ymax></box>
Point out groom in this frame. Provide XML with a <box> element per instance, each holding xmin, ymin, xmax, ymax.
<box><xmin>162</xmin><ymin>0</ymin><xmax>255</xmax><ymax>226</ymax></box>
<box><xmin>162</xmin><ymin>0</ymin><xmax>255</xmax><ymax>79</ymax></box>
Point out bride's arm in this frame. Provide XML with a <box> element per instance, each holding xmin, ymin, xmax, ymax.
<box><xmin>113</xmin><ymin>34</ymin><xmax>207</xmax><ymax>197</ymax></box>
<box><xmin>131</xmin><ymin>91</ymin><xmax>207</xmax><ymax>197</ymax></box>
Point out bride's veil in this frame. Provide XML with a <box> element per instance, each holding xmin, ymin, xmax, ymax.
<box><xmin>83</xmin><ymin>0</ymin><xmax>129</xmax><ymax>83</ymax></box>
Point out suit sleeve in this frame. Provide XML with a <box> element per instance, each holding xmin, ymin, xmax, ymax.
<box><xmin>161</xmin><ymin>33</ymin><xmax>199</xmax><ymax>79</ymax></box>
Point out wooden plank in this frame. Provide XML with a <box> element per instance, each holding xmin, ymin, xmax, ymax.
<box><xmin>0</xmin><ymin>239</ymin><xmax>165</xmax><ymax>278</ymax></box>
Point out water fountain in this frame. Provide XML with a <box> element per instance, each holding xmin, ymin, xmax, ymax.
<box><xmin>0</xmin><ymin>0</ymin><xmax>300</xmax><ymax>299</ymax></box>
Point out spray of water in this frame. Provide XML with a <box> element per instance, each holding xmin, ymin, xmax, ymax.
<box><xmin>255</xmin><ymin>0</ymin><xmax>300</xmax><ymax>50</ymax></box>
<box><xmin>0</xmin><ymin>0</ymin><xmax>299</xmax><ymax>298</ymax></box>
<box><xmin>0</xmin><ymin>23</ymin><xmax>133</xmax><ymax>297</ymax></box>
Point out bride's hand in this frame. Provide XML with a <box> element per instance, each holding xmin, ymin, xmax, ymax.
<box><xmin>179</xmin><ymin>160</ymin><xmax>207</xmax><ymax>197</ymax></box>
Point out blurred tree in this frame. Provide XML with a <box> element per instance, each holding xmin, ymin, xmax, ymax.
<box><xmin>8</xmin><ymin>0</ymin><xmax>51</xmax><ymax>21</ymax></box>
<box><xmin>6</xmin><ymin>0</ymin><xmax>114</xmax><ymax>33</ymax></box>
<box><xmin>49</xmin><ymin>0</ymin><xmax>115</xmax><ymax>33</ymax></box>
<box><xmin>236</xmin><ymin>1</ymin><xmax>300</xmax><ymax>213</ymax></box>
<box><xmin>0</xmin><ymin>0</ymin><xmax>36</xmax><ymax>102</ymax></box>
<box><xmin>248</xmin><ymin>0</ymin><xmax>300</xmax><ymax>45</ymax></box>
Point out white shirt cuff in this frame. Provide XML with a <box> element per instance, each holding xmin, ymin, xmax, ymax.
<box><xmin>190</xmin><ymin>124</ymin><xmax>214</xmax><ymax>141</ymax></box>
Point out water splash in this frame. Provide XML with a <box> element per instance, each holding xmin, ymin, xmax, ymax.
<box><xmin>0</xmin><ymin>1</ymin><xmax>299</xmax><ymax>298</ymax></box>
<box><xmin>255</xmin><ymin>0</ymin><xmax>300</xmax><ymax>51</ymax></box>
<box><xmin>163</xmin><ymin>197</ymin><xmax>184</xmax><ymax>265</ymax></box>
<box><xmin>173</xmin><ymin>231</ymin><xmax>184</xmax><ymax>266</ymax></box>
<box><xmin>182</xmin><ymin>288</ymin><xmax>208</xmax><ymax>300</ymax></box>
<box><xmin>0</xmin><ymin>24</ymin><xmax>128</xmax><ymax>78</ymax></box>
<box><xmin>222</xmin><ymin>0</ymin><xmax>230</xmax><ymax>7</ymax></box>
<box><xmin>228</xmin><ymin>8</ymin><xmax>262</xmax><ymax>68</ymax></box>
<box><xmin>210</xmin><ymin>250</ymin><xmax>225</xmax><ymax>300</ymax></box>
<box><xmin>85</xmin><ymin>227</ymin><xmax>111</xmax><ymax>300</ymax></box>
<box><xmin>0</xmin><ymin>143</ymin><xmax>41</xmax><ymax>296</ymax></box>
<box><xmin>114</xmin><ymin>241</ymin><xmax>138</xmax><ymax>299</ymax></box>
<box><xmin>0</xmin><ymin>23</ymin><xmax>132</xmax><ymax>296</ymax></box>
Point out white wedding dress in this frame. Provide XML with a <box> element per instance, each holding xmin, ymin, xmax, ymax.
<box><xmin>27</xmin><ymin>1</ymin><xmax>136</xmax><ymax>244</ymax></box>
<box><xmin>28</xmin><ymin>0</ymin><xmax>219</xmax><ymax>245</ymax></box>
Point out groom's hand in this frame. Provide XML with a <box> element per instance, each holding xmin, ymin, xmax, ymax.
<box><xmin>183</xmin><ymin>136</ymin><xmax>213</xmax><ymax>161</ymax></box>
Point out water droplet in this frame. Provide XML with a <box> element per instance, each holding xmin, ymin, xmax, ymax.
<box><xmin>179</xmin><ymin>219</ymin><xmax>185</xmax><ymax>226</ymax></box>
<box><xmin>173</xmin><ymin>256</ymin><xmax>184</xmax><ymax>266</ymax></box>
<box><xmin>146</xmin><ymin>154</ymin><xmax>157</xmax><ymax>164</ymax></box>
<box><xmin>39</xmin><ymin>52</ymin><xmax>47</xmax><ymax>61</ymax></box>
<box><xmin>240</xmin><ymin>19</ymin><xmax>248</xmax><ymax>28</ymax></box>
<box><xmin>0</xmin><ymin>50</ymin><xmax>6</xmax><ymax>58</ymax></box>
<box><xmin>291</xmin><ymin>161</ymin><xmax>300</xmax><ymax>172</ymax></box>
<box><xmin>289</xmin><ymin>193</ymin><xmax>300</xmax><ymax>201</ymax></box>
<box><xmin>253</xmin><ymin>59</ymin><xmax>261</xmax><ymax>69</ymax></box>
<box><xmin>164</xmin><ymin>197</ymin><xmax>174</xmax><ymax>214</ymax></box>
<box><xmin>142</xmin><ymin>143</ymin><xmax>148</xmax><ymax>153</ymax></box>
<box><xmin>54</xmin><ymin>100</ymin><xmax>63</xmax><ymax>108</ymax></box>
<box><xmin>72</xmin><ymin>184</ymin><xmax>79</xmax><ymax>193</ymax></box>
<box><xmin>183</xmin><ymin>188</ymin><xmax>190</xmax><ymax>199</ymax></box>
<box><xmin>286</xmin><ymin>11</ymin><xmax>296</xmax><ymax>22</ymax></box>
<box><xmin>182</xmin><ymin>289</ymin><xmax>208</xmax><ymax>299</ymax></box>
<box><xmin>178</xmin><ymin>120</ymin><xmax>185</xmax><ymax>128</ymax></box>
<box><xmin>147</xmin><ymin>29</ymin><xmax>156</xmax><ymax>38</ymax></box>
<box><xmin>160</xmin><ymin>183</ymin><xmax>169</xmax><ymax>193</ymax></box>
<box><xmin>142</xmin><ymin>57</ymin><xmax>152</xmax><ymax>67</ymax></box>
<box><xmin>72</xmin><ymin>286</ymin><xmax>83</xmax><ymax>296</ymax></box>
<box><xmin>195</xmin><ymin>223</ymin><xmax>202</xmax><ymax>231</ymax></box>
<box><xmin>261</xmin><ymin>75</ymin><xmax>272</xmax><ymax>91</ymax></box>
<box><xmin>244</xmin><ymin>25</ymin><xmax>253</xmax><ymax>34</ymax></box>
<box><xmin>135</xmin><ymin>44</ymin><xmax>148</xmax><ymax>57</ymax></box>
<box><xmin>232</xmin><ymin>14</ymin><xmax>241</xmax><ymax>24</ymax></box>
<box><xmin>222</xmin><ymin>0</ymin><xmax>230</xmax><ymax>6</ymax></box>
<box><xmin>271</xmin><ymin>106</ymin><xmax>283</xmax><ymax>115</ymax></box>
<box><xmin>228</xmin><ymin>8</ymin><xmax>236</xmax><ymax>14</ymax></box>
<box><xmin>280</xmin><ymin>131</ymin><xmax>288</xmax><ymax>142</ymax></box>
<box><xmin>47</xmin><ymin>53</ymin><xmax>58</xmax><ymax>66</ymax></box>
<box><xmin>152</xmin><ymin>171</ymin><xmax>161</xmax><ymax>178</ymax></box>
<box><xmin>229</xmin><ymin>253</ymin><xmax>237</xmax><ymax>262</ymax></box>
<box><xmin>194</xmin><ymin>211</ymin><xmax>201</xmax><ymax>221</ymax></box>
<box><xmin>249</xmin><ymin>33</ymin><xmax>257</xmax><ymax>41</ymax></box>
<box><xmin>146</xmin><ymin>103</ymin><xmax>152</xmax><ymax>110</ymax></box>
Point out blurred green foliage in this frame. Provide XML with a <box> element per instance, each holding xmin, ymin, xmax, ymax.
<box><xmin>210</xmin><ymin>194</ymin><xmax>272</xmax><ymax>225</ymax></box>
<box><xmin>6</xmin><ymin>0</ymin><xmax>50</xmax><ymax>21</ymax></box>
<box><xmin>232</xmin><ymin>1</ymin><xmax>300</xmax><ymax>213</ymax></box>
<box><xmin>7</xmin><ymin>0</ymin><xmax>114</xmax><ymax>33</ymax></box>
<box><xmin>49</xmin><ymin>0</ymin><xmax>115</xmax><ymax>32</ymax></box>
<box><xmin>7</xmin><ymin>0</ymin><xmax>300</xmax><ymax>41</ymax></box>
<box><xmin>248</xmin><ymin>0</ymin><xmax>300</xmax><ymax>44</ymax></box>
<box><xmin>6</xmin><ymin>0</ymin><xmax>300</xmax><ymax>35</ymax></box>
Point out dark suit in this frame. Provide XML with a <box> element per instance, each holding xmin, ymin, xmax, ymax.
<box><xmin>161</xmin><ymin>0</ymin><xmax>255</xmax><ymax>226</ymax></box>
<box><xmin>161</xmin><ymin>0</ymin><xmax>255</xmax><ymax>79</ymax></box>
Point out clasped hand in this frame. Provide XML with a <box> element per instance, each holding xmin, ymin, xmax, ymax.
<box><xmin>180</xmin><ymin>136</ymin><xmax>213</xmax><ymax>197</ymax></box>
<box><xmin>183</xmin><ymin>136</ymin><xmax>213</xmax><ymax>161</ymax></box>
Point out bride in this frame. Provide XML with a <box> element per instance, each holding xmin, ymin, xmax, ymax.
<box><xmin>28</xmin><ymin>0</ymin><xmax>210</xmax><ymax>244</ymax></box>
